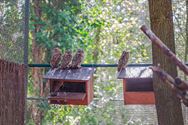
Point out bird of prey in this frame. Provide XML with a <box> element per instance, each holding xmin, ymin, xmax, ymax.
<box><xmin>61</xmin><ymin>50</ymin><xmax>72</xmax><ymax>69</ymax></box>
<box><xmin>50</xmin><ymin>47</ymin><xmax>62</xmax><ymax>69</ymax></box>
<box><xmin>71</xmin><ymin>49</ymin><xmax>84</xmax><ymax>69</ymax></box>
<box><xmin>117</xmin><ymin>51</ymin><xmax>129</xmax><ymax>72</ymax></box>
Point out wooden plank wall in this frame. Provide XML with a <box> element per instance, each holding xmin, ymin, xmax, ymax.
<box><xmin>0</xmin><ymin>59</ymin><xmax>25</xmax><ymax>125</ymax></box>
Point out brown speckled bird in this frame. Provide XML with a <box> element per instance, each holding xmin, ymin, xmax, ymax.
<box><xmin>117</xmin><ymin>51</ymin><xmax>129</xmax><ymax>72</ymax></box>
<box><xmin>71</xmin><ymin>49</ymin><xmax>84</xmax><ymax>69</ymax></box>
<box><xmin>61</xmin><ymin>50</ymin><xmax>72</xmax><ymax>69</ymax></box>
<box><xmin>50</xmin><ymin>47</ymin><xmax>62</xmax><ymax>69</ymax></box>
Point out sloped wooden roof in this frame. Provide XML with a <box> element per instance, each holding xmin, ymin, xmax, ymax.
<box><xmin>117</xmin><ymin>67</ymin><xmax>152</xmax><ymax>79</ymax></box>
<box><xmin>44</xmin><ymin>67</ymin><xmax>95</xmax><ymax>81</ymax></box>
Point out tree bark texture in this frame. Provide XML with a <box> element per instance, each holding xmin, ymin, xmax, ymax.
<box><xmin>31</xmin><ymin>1</ymin><xmax>48</xmax><ymax>125</ymax></box>
<box><xmin>185</xmin><ymin>0</ymin><xmax>188</xmax><ymax>64</ymax></box>
<box><xmin>148</xmin><ymin>0</ymin><xmax>184</xmax><ymax>125</ymax></box>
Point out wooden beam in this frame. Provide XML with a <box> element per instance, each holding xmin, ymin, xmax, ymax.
<box><xmin>141</xmin><ymin>25</ymin><xmax>188</xmax><ymax>76</ymax></box>
<box><xmin>150</xmin><ymin>66</ymin><xmax>188</xmax><ymax>106</ymax></box>
<box><xmin>174</xmin><ymin>77</ymin><xmax>188</xmax><ymax>90</ymax></box>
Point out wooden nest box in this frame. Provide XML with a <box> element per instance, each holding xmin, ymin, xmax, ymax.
<box><xmin>44</xmin><ymin>67</ymin><xmax>95</xmax><ymax>105</ymax></box>
<box><xmin>118</xmin><ymin>67</ymin><xmax>155</xmax><ymax>105</ymax></box>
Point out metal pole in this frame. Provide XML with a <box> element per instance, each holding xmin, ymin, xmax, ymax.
<box><xmin>23</xmin><ymin>0</ymin><xmax>30</xmax><ymax>123</ymax></box>
<box><xmin>28</xmin><ymin>63</ymin><xmax>154</xmax><ymax>68</ymax></box>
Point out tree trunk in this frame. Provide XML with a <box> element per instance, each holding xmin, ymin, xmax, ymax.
<box><xmin>185</xmin><ymin>0</ymin><xmax>188</xmax><ymax>80</ymax></box>
<box><xmin>31</xmin><ymin>1</ymin><xmax>47</xmax><ymax>125</ymax></box>
<box><xmin>148</xmin><ymin>0</ymin><xmax>184</xmax><ymax>125</ymax></box>
<box><xmin>92</xmin><ymin>27</ymin><xmax>101</xmax><ymax>63</ymax></box>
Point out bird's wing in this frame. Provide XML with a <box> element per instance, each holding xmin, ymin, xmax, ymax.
<box><xmin>71</xmin><ymin>53</ymin><xmax>79</xmax><ymax>66</ymax></box>
<box><xmin>117</xmin><ymin>58</ymin><xmax>123</xmax><ymax>72</ymax></box>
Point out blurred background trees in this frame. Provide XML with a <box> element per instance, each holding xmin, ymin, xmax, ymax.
<box><xmin>0</xmin><ymin>0</ymin><xmax>187</xmax><ymax>124</ymax></box>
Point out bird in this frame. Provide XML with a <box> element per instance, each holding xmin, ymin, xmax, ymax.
<box><xmin>71</xmin><ymin>49</ymin><xmax>84</xmax><ymax>69</ymax></box>
<box><xmin>117</xmin><ymin>51</ymin><xmax>129</xmax><ymax>72</ymax></box>
<box><xmin>61</xmin><ymin>50</ymin><xmax>72</xmax><ymax>69</ymax></box>
<box><xmin>50</xmin><ymin>47</ymin><xmax>62</xmax><ymax>69</ymax></box>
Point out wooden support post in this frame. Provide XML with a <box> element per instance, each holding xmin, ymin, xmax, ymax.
<box><xmin>151</xmin><ymin>66</ymin><xmax>188</xmax><ymax>107</ymax></box>
<box><xmin>141</xmin><ymin>25</ymin><xmax>188</xmax><ymax>76</ymax></box>
<box><xmin>147</xmin><ymin>1</ymin><xmax>184</xmax><ymax>124</ymax></box>
<box><xmin>174</xmin><ymin>77</ymin><xmax>188</xmax><ymax>91</ymax></box>
<box><xmin>150</xmin><ymin>66</ymin><xmax>178</xmax><ymax>89</ymax></box>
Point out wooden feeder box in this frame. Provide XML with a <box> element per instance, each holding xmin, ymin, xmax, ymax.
<box><xmin>44</xmin><ymin>67</ymin><xmax>95</xmax><ymax>105</ymax></box>
<box><xmin>118</xmin><ymin>67</ymin><xmax>155</xmax><ymax>105</ymax></box>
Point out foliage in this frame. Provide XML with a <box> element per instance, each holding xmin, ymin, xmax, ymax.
<box><xmin>28</xmin><ymin>0</ymin><xmax>156</xmax><ymax>124</ymax></box>
<box><xmin>30</xmin><ymin>0</ymin><xmax>95</xmax><ymax>52</ymax></box>
<box><xmin>0</xmin><ymin>0</ymin><xmax>187</xmax><ymax>124</ymax></box>
<box><xmin>0</xmin><ymin>0</ymin><xmax>24</xmax><ymax>63</ymax></box>
<box><xmin>29</xmin><ymin>0</ymin><xmax>157</xmax><ymax>124</ymax></box>
<box><xmin>173</xmin><ymin>0</ymin><xmax>186</xmax><ymax>60</ymax></box>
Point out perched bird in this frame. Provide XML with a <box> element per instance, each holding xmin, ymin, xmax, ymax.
<box><xmin>117</xmin><ymin>51</ymin><xmax>129</xmax><ymax>72</ymax></box>
<box><xmin>71</xmin><ymin>49</ymin><xmax>84</xmax><ymax>69</ymax></box>
<box><xmin>50</xmin><ymin>47</ymin><xmax>62</xmax><ymax>69</ymax></box>
<box><xmin>61</xmin><ymin>50</ymin><xmax>72</xmax><ymax>69</ymax></box>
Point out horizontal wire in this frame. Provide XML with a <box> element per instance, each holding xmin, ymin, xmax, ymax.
<box><xmin>26</xmin><ymin>97</ymin><xmax>124</xmax><ymax>101</ymax></box>
<box><xmin>27</xmin><ymin>97</ymin><xmax>48</xmax><ymax>101</ymax></box>
<box><xmin>27</xmin><ymin>63</ymin><xmax>188</xmax><ymax>101</ymax></box>
<box><xmin>28</xmin><ymin>63</ymin><xmax>154</xmax><ymax>68</ymax></box>
<box><xmin>28</xmin><ymin>63</ymin><xmax>188</xmax><ymax>68</ymax></box>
